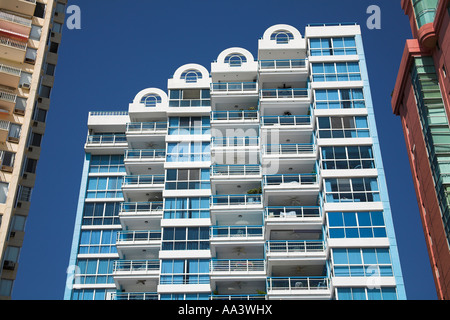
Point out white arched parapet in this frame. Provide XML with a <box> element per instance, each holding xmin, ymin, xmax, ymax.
<box><xmin>168</xmin><ymin>63</ymin><xmax>211</xmax><ymax>89</ymax></box>
<box><xmin>211</xmin><ymin>47</ymin><xmax>258</xmax><ymax>75</ymax></box>
<box><xmin>128</xmin><ymin>87</ymin><xmax>169</xmax><ymax>117</ymax></box>
<box><xmin>259</xmin><ymin>24</ymin><xmax>306</xmax><ymax>51</ymax></box>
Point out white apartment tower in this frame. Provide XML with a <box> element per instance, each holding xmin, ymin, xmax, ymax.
<box><xmin>65</xmin><ymin>23</ymin><xmax>406</xmax><ymax>301</ymax></box>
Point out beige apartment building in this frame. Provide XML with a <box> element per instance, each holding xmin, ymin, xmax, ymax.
<box><xmin>0</xmin><ymin>0</ymin><xmax>66</xmax><ymax>299</ymax></box>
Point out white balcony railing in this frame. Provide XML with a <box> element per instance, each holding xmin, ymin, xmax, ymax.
<box><xmin>112</xmin><ymin>292</ymin><xmax>159</xmax><ymax>301</ymax></box>
<box><xmin>211</xmin><ymin>164</ymin><xmax>261</xmax><ymax>177</ymax></box>
<box><xmin>86</xmin><ymin>134</ymin><xmax>127</xmax><ymax>145</ymax></box>
<box><xmin>210</xmin><ymin>225</ymin><xmax>264</xmax><ymax>239</ymax></box>
<box><xmin>267</xmin><ymin>277</ymin><xmax>330</xmax><ymax>292</ymax></box>
<box><xmin>0</xmin><ymin>63</ymin><xmax>21</xmax><ymax>76</ymax></box>
<box><xmin>0</xmin><ymin>90</ymin><xmax>17</xmax><ymax>103</ymax></box>
<box><xmin>120</xmin><ymin>201</ymin><xmax>164</xmax><ymax>214</ymax></box>
<box><xmin>116</xmin><ymin>230</ymin><xmax>162</xmax><ymax>243</ymax></box>
<box><xmin>261</xmin><ymin>115</ymin><xmax>311</xmax><ymax>127</ymax></box>
<box><xmin>211</xmin><ymin>82</ymin><xmax>258</xmax><ymax>93</ymax></box>
<box><xmin>125</xmin><ymin>149</ymin><xmax>166</xmax><ymax>161</ymax></box>
<box><xmin>126</xmin><ymin>122</ymin><xmax>167</xmax><ymax>133</ymax></box>
<box><xmin>113</xmin><ymin>260</ymin><xmax>160</xmax><ymax>273</ymax></box>
<box><xmin>211</xmin><ymin>194</ymin><xmax>263</xmax><ymax>207</ymax></box>
<box><xmin>211</xmin><ymin>137</ymin><xmax>259</xmax><ymax>148</ymax></box>
<box><xmin>260</xmin><ymin>88</ymin><xmax>308</xmax><ymax>100</ymax></box>
<box><xmin>264</xmin><ymin>174</ymin><xmax>318</xmax><ymax>187</ymax></box>
<box><xmin>265</xmin><ymin>206</ymin><xmax>322</xmax><ymax>219</ymax></box>
<box><xmin>262</xmin><ymin>144</ymin><xmax>315</xmax><ymax>156</ymax></box>
<box><xmin>210</xmin><ymin>260</ymin><xmax>266</xmax><ymax>273</ymax></box>
<box><xmin>259</xmin><ymin>59</ymin><xmax>307</xmax><ymax>70</ymax></box>
<box><xmin>211</xmin><ymin>110</ymin><xmax>259</xmax><ymax>121</ymax></box>
<box><xmin>266</xmin><ymin>241</ymin><xmax>326</xmax><ymax>254</ymax></box>
<box><xmin>123</xmin><ymin>175</ymin><xmax>164</xmax><ymax>187</ymax></box>
<box><xmin>0</xmin><ymin>11</ymin><xmax>32</xmax><ymax>27</ymax></box>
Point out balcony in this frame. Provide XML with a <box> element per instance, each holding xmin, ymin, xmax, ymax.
<box><xmin>266</xmin><ymin>240</ymin><xmax>327</xmax><ymax>262</ymax></box>
<box><xmin>211</xmin><ymin>165</ymin><xmax>261</xmax><ymax>180</ymax></box>
<box><xmin>210</xmin><ymin>194</ymin><xmax>263</xmax><ymax>211</ymax></box>
<box><xmin>259</xmin><ymin>59</ymin><xmax>307</xmax><ymax>71</ymax></box>
<box><xmin>85</xmin><ymin>134</ymin><xmax>127</xmax><ymax>151</ymax></box>
<box><xmin>264</xmin><ymin>206</ymin><xmax>323</xmax><ymax>230</ymax></box>
<box><xmin>0</xmin><ymin>63</ymin><xmax>21</xmax><ymax>87</ymax></box>
<box><xmin>261</xmin><ymin>115</ymin><xmax>312</xmax><ymax>129</ymax></box>
<box><xmin>262</xmin><ymin>144</ymin><xmax>316</xmax><ymax>157</ymax></box>
<box><xmin>264</xmin><ymin>174</ymin><xmax>318</xmax><ymax>189</ymax></box>
<box><xmin>210</xmin><ymin>294</ymin><xmax>266</xmax><ymax>300</ymax></box>
<box><xmin>0</xmin><ymin>36</ymin><xmax>26</xmax><ymax>63</ymax></box>
<box><xmin>124</xmin><ymin>149</ymin><xmax>166</xmax><ymax>162</ymax></box>
<box><xmin>0</xmin><ymin>0</ymin><xmax>37</xmax><ymax>17</ymax></box>
<box><xmin>119</xmin><ymin>201</ymin><xmax>163</xmax><ymax>230</ymax></box>
<box><xmin>210</xmin><ymin>259</ymin><xmax>266</xmax><ymax>278</ymax></box>
<box><xmin>0</xmin><ymin>11</ymin><xmax>32</xmax><ymax>41</ymax></box>
<box><xmin>211</xmin><ymin>82</ymin><xmax>259</xmax><ymax>104</ymax></box>
<box><xmin>113</xmin><ymin>259</ymin><xmax>160</xmax><ymax>275</ymax></box>
<box><xmin>0</xmin><ymin>90</ymin><xmax>16</xmax><ymax>114</ymax></box>
<box><xmin>111</xmin><ymin>292</ymin><xmax>158</xmax><ymax>301</ymax></box>
<box><xmin>0</xmin><ymin>120</ymin><xmax>10</xmax><ymax>141</ymax></box>
<box><xmin>211</xmin><ymin>136</ymin><xmax>259</xmax><ymax>149</ymax></box>
<box><xmin>211</xmin><ymin>110</ymin><xmax>259</xmax><ymax>124</ymax></box>
<box><xmin>260</xmin><ymin>88</ymin><xmax>309</xmax><ymax>101</ymax></box>
<box><xmin>116</xmin><ymin>230</ymin><xmax>162</xmax><ymax>251</ymax></box>
<box><xmin>210</xmin><ymin>225</ymin><xmax>264</xmax><ymax>241</ymax></box>
<box><xmin>266</xmin><ymin>277</ymin><xmax>331</xmax><ymax>299</ymax></box>
<box><xmin>259</xmin><ymin>59</ymin><xmax>308</xmax><ymax>83</ymax></box>
<box><xmin>122</xmin><ymin>175</ymin><xmax>164</xmax><ymax>199</ymax></box>
<box><xmin>126</xmin><ymin>122</ymin><xmax>167</xmax><ymax>134</ymax></box>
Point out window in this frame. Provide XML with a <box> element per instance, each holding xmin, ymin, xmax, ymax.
<box><xmin>23</xmin><ymin>157</ymin><xmax>37</xmax><ymax>174</ymax></box>
<box><xmin>225</xmin><ymin>53</ymin><xmax>247</xmax><ymax>67</ymax></box>
<box><xmin>311</xmin><ymin>62</ymin><xmax>361</xmax><ymax>82</ymax></box>
<box><xmin>270</xmin><ymin>30</ymin><xmax>294</xmax><ymax>44</ymax></box>
<box><xmin>412</xmin><ymin>0</ymin><xmax>439</xmax><ymax>29</ymax></box>
<box><xmin>29</xmin><ymin>132</ymin><xmax>43</xmax><ymax>147</ymax></box>
<box><xmin>86</xmin><ymin>176</ymin><xmax>124</xmax><ymax>199</ymax></box>
<box><xmin>317</xmin><ymin>116</ymin><xmax>370</xmax><ymax>139</ymax></box>
<box><xmin>321</xmin><ymin>146</ymin><xmax>375</xmax><ymax>170</ymax></box>
<box><xmin>1</xmin><ymin>151</ymin><xmax>15</xmax><ymax>168</ymax></box>
<box><xmin>75</xmin><ymin>259</ymin><xmax>115</xmax><ymax>285</ymax></box>
<box><xmin>29</xmin><ymin>25</ymin><xmax>42</xmax><ymax>40</ymax></box>
<box><xmin>19</xmin><ymin>72</ymin><xmax>32</xmax><ymax>87</ymax></box>
<box><xmin>8</xmin><ymin>123</ymin><xmax>21</xmax><ymax>140</ymax></box>
<box><xmin>337</xmin><ymin>287</ymin><xmax>397</xmax><ymax>300</ymax></box>
<box><xmin>25</xmin><ymin>48</ymin><xmax>37</xmax><ymax>64</ymax></box>
<box><xmin>327</xmin><ymin>211</ymin><xmax>386</xmax><ymax>239</ymax></box>
<box><xmin>310</xmin><ymin>37</ymin><xmax>357</xmax><ymax>56</ymax></box>
<box><xmin>140</xmin><ymin>94</ymin><xmax>162</xmax><ymax>107</ymax></box>
<box><xmin>71</xmin><ymin>289</ymin><xmax>111</xmax><ymax>301</ymax></box>
<box><xmin>164</xmin><ymin>197</ymin><xmax>210</xmax><ymax>219</ymax></box>
<box><xmin>160</xmin><ymin>259</ymin><xmax>210</xmax><ymax>285</ymax></box>
<box><xmin>89</xmin><ymin>155</ymin><xmax>125</xmax><ymax>173</ymax></box>
<box><xmin>0</xmin><ymin>182</ymin><xmax>9</xmax><ymax>204</ymax></box>
<box><xmin>332</xmin><ymin>248</ymin><xmax>393</xmax><ymax>277</ymax></box>
<box><xmin>167</xmin><ymin>142</ymin><xmax>210</xmax><ymax>162</ymax></box>
<box><xmin>3</xmin><ymin>246</ymin><xmax>20</xmax><ymax>269</ymax></box>
<box><xmin>162</xmin><ymin>227</ymin><xmax>210</xmax><ymax>251</ymax></box>
<box><xmin>315</xmin><ymin>88</ymin><xmax>365</xmax><ymax>109</ymax></box>
<box><xmin>79</xmin><ymin>230</ymin><xmax>118</xmax><ymax>254</ymax></box>
<box><xmin>169</xmin><ymin>89</ymin><xmax>210</xmax><ymax>107</ymax></box>
<box><xmin>17</xmin><ymin>185</ymin><xmax>32</xmax><ymax>202</ymax></box>
<box><xmin>324</xmin><ymin>178</ymin><xmax>380</xmax><ymax>203</ymax></box>
<box><xmin>82</xmin><ymin>202</ymin><xmax>120</xmax><ymax>226</ymax></box>
<box><xmin>45</xmin><ymin>63</ymin><xmax>56</xmax><ymax>76</ymax></box>
<box><xmin>180</xmin><ymin>69</ymin><xmax>202</xmax><ymax>83</ymax></box>
<box><xmin>34</xmin><ymin>2</ymin><xmax>46</xmax><ymax>18</ymax></box>
<box><xmin>33</xmin><ymin>107</ymin><xmax>48</xmax><ymax>122</ymax></box>
<box><xmin>165</xmin><ymin>168</ymin><xmax>210</xmax><ymax>190</ymax></box>
<box><xmin>55</xmin><ymin>2</ymin><xmax>66</xmax><ymax>13</ymax></box>
<box><xmin>39</xmin><ymin>85</ymin><xmax>52</xmax><ymax>98</ymax></box>
<box><xmin>49</xmin><ymin>42</ymin><xmax>59</xmax><ymax>54</ymax></box>
<box><xmin>10</xmin><ymin>215</ymin><xmax>26</xmax><ymax>232</ymax></box>
<box><xmin>168</xmin><ymin>116</ymin><xmax>210</xmax><ymax>135</ymax></box>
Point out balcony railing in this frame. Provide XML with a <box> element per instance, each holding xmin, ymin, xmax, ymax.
<box><xmin>166</xmin><ymin>153</ymin><xmax>211</xmax><ymax>162</ymax></box>
<box><xmin>116</xmin><ymin>230</ymin><xmax>162</xmax><ymax>243</ymax></box>
<box><xmin>210</xmin><ymin>225</ymin><xmax>264</xmax><ymax>239</ymax></box>
<box><xmin>126</xmin><ymin>122</ymin><xmax>167</xmax><ymax>133</ymax></box>
<box><xmin>211</xmin><ymin>82</ymin><xmax>258</xmax><ymax>93</ymax></box>
<box><xmin>267</xmin><ymin>277</ymin><xmax>330</xmax><ymax>291</ymax></box>
<box><xmin>210</xmin><ymin>295</ymin><xmax>266</xmax><ymax>300</ymax></box>
<box><xmin>0</xmin><ymin>90</ymin><xmax>16</xmax><ymax>103</ymax></box>
<box><xmin>112</xmin><ymin>292</ymin><xmax>158</xmax><ymax>301</ymax></box>
<box><xmin>86</xmin><ymin>134</ymin><xmax>127</xmax><ymax>145</ymax></box>
<box><xmin>0</xmin><ymin>36</ymin><xmax>26</xmax><ymax>50</ymax></box>
<box><xmin>123</xmin><ymin>175</ymin><xmax>164</xmax><ymax>186</ymax></box>
<box><xmin>0</xmin><ymin>11</ymin><xmax>32</xmax><ymax>27</ymax></box>
<box><xmin>211</xmin><ymin>137</ymin><xmax>259</xmax><ymax>147</ymax></box>
<box><xmin>210</xmin><ymin>260</ymin><xmax>265</xmax><ymax>273</ymax></box>
<box><xmin>211</xmin><ymin>164</ymin><xmax>261</xmax><ymax>177</ymax></box>
<box><xmin>261</xmin><ymin>115</ymin><xmax>311</xmax><ymax>127</ymax></box>
<box><xmin>120</xmin><ymin>201</ymin><xmax>164</xmax><ymax>214</ymax></box>
<box><xmin>260</xmin><ymin>88</ymin><xmax>308</xmax><ymax>99</ymax></box>
<box><xmin>0</xmin><ymin>63</ymin><xmax>21</xmax><ymax>76</ymax></box>
<box><xmin>259</xmin><ymin>59</ymin><xmax>307</xmax><ymax>70</ymax></box>
<box><xmin>211</xmin><ymin>194</ymin><xmax>263</xmax><ymax>207</ymax></box>
<box><xmin>265</xmin><ymin>206</ymin><xmax>322</xmax><ymax>219</ymax></box>
<box><xmin>211</xmin><ymin>110</ymin><xmax>258</xmax><ymax>121</ymax></box>
<box><xmin>262</xmin><ymin>144</ymin><xmax>315</xmax><ymax>155</ymax></box>
<box><xmin>264</xmin><ymin>174</ymin><xmax>318</xmax><ymax>187</ymax></box>
<box><xmin>124</xmin><ymin>149</ymin><xmax>166</xmax><ymax>160</ymax></box>
<box><xmin>266</xmin><ymin>240</ymin><xmax>326</xmax><ymax>254</ymax></box>
<box><xmin>113</xmin><ymin>260</ymin><xmax>160</xmax><ymax>273</ymax></box>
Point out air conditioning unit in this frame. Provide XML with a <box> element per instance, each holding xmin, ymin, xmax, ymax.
<box><xmin>21</xmin><ymin>83</ymin><xmax>31</xmax><ymax>90</ymax></box>
<box><xmin>3</xmin><ymin>260</ymin><xmax>16</xmax><ymax>270</ymax></box>
<box><xmin>1</xmin><ymin>165</ymin><xmax>13</xmax><ymax>173</ymax></box>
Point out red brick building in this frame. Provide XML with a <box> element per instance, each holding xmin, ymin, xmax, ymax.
<box><xmin>392</xmin><ymin>0</ymin><xmax>450</xmax><ymax>300</ymax></box>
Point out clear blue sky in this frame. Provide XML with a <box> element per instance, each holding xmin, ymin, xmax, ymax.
<box><xmin>11</xmin><ymin>0</ymin><xmax>438</xmax><ymax>300</ymax></box>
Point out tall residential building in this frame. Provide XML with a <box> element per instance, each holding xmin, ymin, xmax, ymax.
<box><xmin>65</xmin><ymin>23</ymin><xmax>406</xmax><ymax>301</ymax></box>
<box><xmin>391</xmin><ymin>0</ymin><xmax>450</xmax><ymax>299</ymax></box>
<box><xmin>0</xmin><ymin>0</ymin><xmax>67</xmax><ymax>299</ymax></box>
